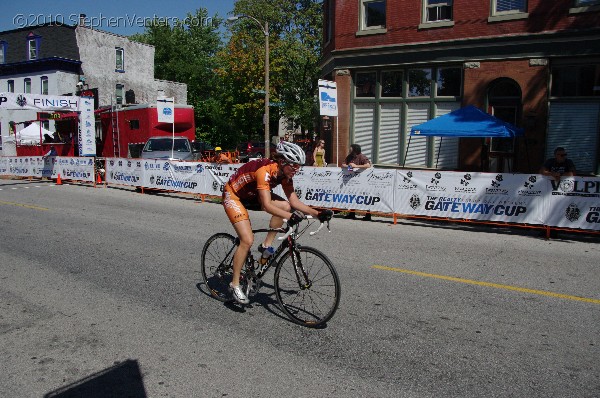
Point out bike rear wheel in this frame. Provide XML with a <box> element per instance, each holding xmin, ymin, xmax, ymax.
<box><xmin>201</xmin><ymin>233</ymin><xmax>237</xmax><ymax>302</ymax></box>
<box><xmin>274</xmin><ymin>246</ymin><xmax>341</xmax><ymax>328</ymax></box>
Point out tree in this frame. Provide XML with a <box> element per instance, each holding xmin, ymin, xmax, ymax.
<box><xmin>130</xmin><ymin>8</ymin><xmax>224</xmax><ymax>143</ymax></box>
<box><xmin>218</xmin><ymin>0</ymin><xmax>323</xmax><ymax>142</ymax></box>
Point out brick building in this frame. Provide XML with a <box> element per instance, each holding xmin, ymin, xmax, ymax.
<box><xmin>320</xmin><ymin>0</ymin><xmax>600</xmax><ymax>174</ymax></box>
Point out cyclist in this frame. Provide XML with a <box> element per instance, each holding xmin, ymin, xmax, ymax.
<box><xmin>222</xmin><ymin>141</ymin><xmax>333</xmax><ymax>304</ymax></box>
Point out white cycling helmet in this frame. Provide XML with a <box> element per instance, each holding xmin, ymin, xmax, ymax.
<box><xmin>276</xmin><ymin>141</ymin><xmax>306</xmax><ymax>165</ymax></box>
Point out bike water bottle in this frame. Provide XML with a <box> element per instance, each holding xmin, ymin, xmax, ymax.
<box><xmin>258</xmin><ymin>245</ymin><xmax>275</xmax><ymax>265</ymax></box>
<box><xmin>347</xmin><ymin>165</ymin><xmax>353</xmax><ymax>172</ymax></box>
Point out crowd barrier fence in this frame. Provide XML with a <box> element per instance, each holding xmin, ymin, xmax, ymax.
<box><xmin>2</xmin><ymin>156</ymin><xmax>599</xmax><ymax>236</ymax></box>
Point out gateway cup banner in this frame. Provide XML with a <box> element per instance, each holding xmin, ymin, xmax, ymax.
<box><xmin>394</xmin><ymin>170</ymin><xmax>546</xmax><ymax>225</ymax></box>
<box><xmin>543</xmin><ymin>177</ymin><xmax>600</xmax><ymax>231</ymax></box>
<box><xmin>293</xmin><ymin>167</ymin><xmax>395</xmax><ymax>213</ymax></box>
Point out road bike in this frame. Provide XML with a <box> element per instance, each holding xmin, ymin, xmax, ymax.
<box><xmin>201</xmin><ymin>216</ymin><xmax>340</xmax><ymax>328</ymax></box>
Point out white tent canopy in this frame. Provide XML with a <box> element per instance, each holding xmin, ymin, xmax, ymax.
<box><xmin>5</xmin><ymin>122</ymin><xmax>55</xmax><ymax>145</ymax></box>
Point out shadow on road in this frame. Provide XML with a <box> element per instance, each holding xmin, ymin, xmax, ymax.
<box><xmin>44</xmin><ymin>359</ymin><xmax>146</xmax><ymax>398</ymax></box>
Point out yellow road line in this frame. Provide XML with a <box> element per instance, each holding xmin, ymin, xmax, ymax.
<box><xmin>0</xmin><ymin>200</ymin><xmax>49</xmax><ymax>211</ymax></box>
<box><xmin>372</xmin><ymin>265</ymin><xmax>600</xmax><ymax>305</ymax></box>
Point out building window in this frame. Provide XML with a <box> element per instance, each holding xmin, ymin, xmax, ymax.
<box><xmin>7</xmin><ymin>80</ymin><xmax>14</xmax><ymax>92</ymax></box>
<box><xmin>381</xmin><ymin>71</ymin><xmax>403</xmax><ymax>97</ymax></box>
<box><xmin>0</xmin><ymin>41</ymin><xmax>6</xmax><ymax>64</ymax></box>
<box><xmin>493</xmin><ymin>0</ymin><xmax>527</xmax><ymax>14</ymax></box>
<box><xmin>324</xmin><ymin>0</ymin><xmax>333</xmax><ymax>44</ymax></box>
<box><xmin>41</xmin><ymin>76</ymin><xmax>48</xmax><ymax>95</ymax></box>
<box><xmin>355</xmin><ymin>72</ymin><xmax>377</xmax><ymax>97</ymax></box>
<box><xmin>408</xmin><ymin>68</ymin><xmax>432</xmax><ymax>97</ymax></box>
<box><xmin>436</xmin><ymin>67</ymin><xmax>461</xmax><ymax>97</ymax></box>
<box><xmin>28</xmin><ymin>38</ymin><xmax>38</xmax><ymax>60</ymax></box>
<box><xmin>116</xmin><ymin>84</ymin><xmax>124</xmax><ymax>104</ymax></box>
<box><xmin>360</xmin><ymin>0</ymin><xmax>386</xmax><ymax>30</ymax></box>
<box><xmin>551</xmin><ymin>64</ymin><xmax>600</xmax><ymax>97</ymax></box>
<box><xmin>424</xmin><ymin>0</ymin><xmax>453</xmax><ymax>22</ymax></box>
<box><xmin>115</xmin><ymin>47</ymin><xmax>124</xmax><ymax>71</ymax></box>
<box><xmin>24</xmin><ymin>78</ymin><xmax>31</xmax><ymax>93</ymax></box>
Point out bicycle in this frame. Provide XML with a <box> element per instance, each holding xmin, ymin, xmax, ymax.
<box><xmin>201</xmin><ymin>216</ymin><xmax>341</xmax><ymax>328</ymax></box>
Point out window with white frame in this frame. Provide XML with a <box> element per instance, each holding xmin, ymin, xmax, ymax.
<box><xmin>493</xmin><ymin>0</ymin><xmax>527</xmax><ymax>14</ymax></box>
<box><xmin>424</xmin><ymin>0</ymin><xmax>453</xmax><ymax>22</ymax></box>
<box><xmin>7</xmin><ymin>80</ymin><xmax>14</xmax><ymax>92</ymax></box>
<box><xmin>360</xmin><ymin>0</ymin><xmax>386</xmax><ymax>30</ymax></box>
<box><xmin>116</xmin><ymin>84</ymin><xmax>124</xmax><ymax>104</ymax></box>
<box><xmin>115</xmin><ymin>47</ymin><xmax>124</xmax><ymax>71</ymax></box>
<box><xmin>28</xmin><ymin>39</ymin><xmax>38</xmax><ymax>60</ymax></box>
<box><xmin>24</xmin><ymin>78</ymin><xmax>31</xmax><ymax>93</ymax></box>
<box><xmin>41</xmin><ymin>76</ymin><xmax>48</xmax><ymax>95</ymax></box>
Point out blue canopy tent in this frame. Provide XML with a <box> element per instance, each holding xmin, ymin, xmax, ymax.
<box><xmin>405</xmin><ymin>105</ymin><xmax>527</xmax><ymax>171</ymax></box>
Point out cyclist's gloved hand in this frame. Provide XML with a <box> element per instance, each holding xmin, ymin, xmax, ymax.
<box><xmin>318</xmin><ymin>209</ymin><xmax>334</xmax><ymax>222</ymax></box>
<box><xmin>288</xmin><ymin>210</ymin><xmax>305</xmax><ymax>227</ymax></box>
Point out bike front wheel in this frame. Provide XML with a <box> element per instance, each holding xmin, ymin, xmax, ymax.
<box><xmin>274</xmin><ymin>246</ymin><xmax>341</xmax><ymax>328</ymax></box>
<box><xmin>201</xmin><ymin>233</ymin><xmax>237</xmax><ymax>302</ymax></box>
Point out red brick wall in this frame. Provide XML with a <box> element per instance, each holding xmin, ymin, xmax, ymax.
<box><xmin>330</xmin><ymin>0</ymin><xmax>599</xmax><ymax>52</ymax></box>
<box><xmin>461</xmin><ymin>59</ymin><xmax>550</xmax><ymax>172</ymax></box>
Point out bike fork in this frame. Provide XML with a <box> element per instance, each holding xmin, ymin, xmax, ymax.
<box><xmin>290</xmin><ymin>249</ymin><xmax>311</xmax><ymax>290</ymax></box>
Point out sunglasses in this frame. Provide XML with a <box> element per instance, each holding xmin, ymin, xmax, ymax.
<box><xmin>285</xmin><ymin>163</ymin><xmax>301</xmax><ymax>171</ymax></box>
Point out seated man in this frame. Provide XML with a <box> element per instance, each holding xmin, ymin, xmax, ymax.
<box><xmin>540</xmin><ymin>147</ymin><xmax>576</xmax><ymax>182</ymax></box>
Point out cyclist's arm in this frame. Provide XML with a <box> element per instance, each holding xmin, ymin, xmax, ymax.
<box><xmin>286</xmin><ymin>191</ymin><xmax>319</xmax><ymax>218</ymax></box>
<box><xmin>257</xmin><ymin>189</ymin><xmax>296</xmax><ymax>219</ymax></box>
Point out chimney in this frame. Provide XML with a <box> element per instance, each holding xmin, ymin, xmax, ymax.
<box><xmin>79</xmin><ymin>14</ymin><xmax>87</xmax><ymax>27</ymax></box>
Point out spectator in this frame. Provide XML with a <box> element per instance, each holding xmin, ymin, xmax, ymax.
<box><xmin>540</xmin><ymin>147</ymin><xmax>576</xmax><ymax>182</ymax></box>
<box><xmin>341</xmin><ymin>144</ymin><xmax>372</xmax><ymax>221</ymax></box>
<box><xmin>42</xmin><ymin>145</ymin><xmax>57</xmax><ymax>160</ymax></box>
<box><xmin>313</xmin><ymin>139</ymin><xmax>327</xmax><ymax>167</ymax></box>
<box><xmin>212</xmin><ymin>147</ymin><xmax>232</xmax><ymax>164</ymax></box>
<box><xmin>43</xmin><ymin>133</ymin><xmax>53</xmax><ymax>143</ymax></box>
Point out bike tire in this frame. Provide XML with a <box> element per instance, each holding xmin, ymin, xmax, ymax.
<box><xmin>201</xmin><ymin>233</ymin><xmax>237</xmax><ymax>302</ymax></box>
<box><xmin>274</xmin><ymin>246</ymin><xmax>341</xmax><ymax>328</ymax></box>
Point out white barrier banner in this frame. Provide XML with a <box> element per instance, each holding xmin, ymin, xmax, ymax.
<box><xmin>394</xmin><ymin>170</ymin><xmax>545</xmax><ymax>225</ymax></box>
<box><xmin>1</xmin><ymin>156</ymin><xmax>94</xmax><ymax>181</ymax></box>
<box><xmin>52</xmin><ymin>157</ymin><xmax>95</xmax><ymax>182</ymax></box>
<box><xmin>543</xmin><ymin>177</ymin><xmax>600</xmax><ymax>230</ymax></box>
<box><xmin>105</xmin><ymin>158</ymin><xmax>144</xmax><ymax>186</ymax></box>
<box><xmin>141</xmin><ymin>159</ymin><xmax>207</xmax><ymax>193</ymax></box>
<box><xmin>204</xmin><ymin>163</ymin><xmax>243</xmax><ymax>197</ymax></box>
<box><xmin>0</xmin><ymin>157</ymin><xmax>8</xmax><ymax>175</ymax></box>
<box><xmin>293</xmin><ymin>166</ymin><xmax>395</xmax><ymax>213</ymax></box>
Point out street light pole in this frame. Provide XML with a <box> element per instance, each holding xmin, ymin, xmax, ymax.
<box><xmin>227</xmin><ymin>15</ymin><xmax>271</xmax><ymax>158</ymax></box>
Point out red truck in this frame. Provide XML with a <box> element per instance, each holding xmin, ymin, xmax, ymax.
<box><xmin>97</xmin><ymin>104</ymin><xmax>196</xmax><ymax>158</ymax></box>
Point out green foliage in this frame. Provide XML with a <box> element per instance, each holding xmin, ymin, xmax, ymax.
<box><xmin>130</xmin><ymin>2</ymin><xmax>323</xmax><ymax>149</ymax></box>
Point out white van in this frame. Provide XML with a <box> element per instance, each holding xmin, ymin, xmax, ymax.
<box><xmin>141</xmin><ymin>136</ymin><xmax>195</xmax><ymax>161</ymax></box>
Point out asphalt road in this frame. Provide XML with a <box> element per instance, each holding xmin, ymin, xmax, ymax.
<box><xmin>1</xmin><ymin>178</ymin><xmax>599</xmax><ymax>397</ymax></box>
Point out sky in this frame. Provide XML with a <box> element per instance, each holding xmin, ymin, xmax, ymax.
<box><xmin>0</xmin><ymin>0</ymin><xmax>236</xmax><ymax>36</ymax></box>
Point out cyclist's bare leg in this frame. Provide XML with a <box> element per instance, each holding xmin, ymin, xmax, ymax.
<box><xmin>262</xmin><ymin>194</ymin><xmax>291</xmax><ymax>247</ymax></box>
<box><xmin>232</xmin><ymin>220</ymin><xmax>254</xmax><ymax>286</ymax></box>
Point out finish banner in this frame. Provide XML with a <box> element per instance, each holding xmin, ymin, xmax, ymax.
<box><xmin>293</xmin><ymin>167</ymin><xmax>395</xmax><ymax>213</ymax></box>
<box><xmin>0</xmin><ymin>93</ymin><xmax>79</xmax><ymax>111</ymax></box>
<box><xmin>394</xmin><ymin>170</ymin><xmax>546</xmax><ymax>225</ymax></box>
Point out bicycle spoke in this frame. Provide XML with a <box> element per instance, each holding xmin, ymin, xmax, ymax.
<box><xmin>274</xmin><ymin>247</ymin><xmax>340</xmax><ymax>327</ymax></box>
<box><xmin>201</xmin><ymin>233</ymin><xmax>237</xmax><ymax>302</ymax></box>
